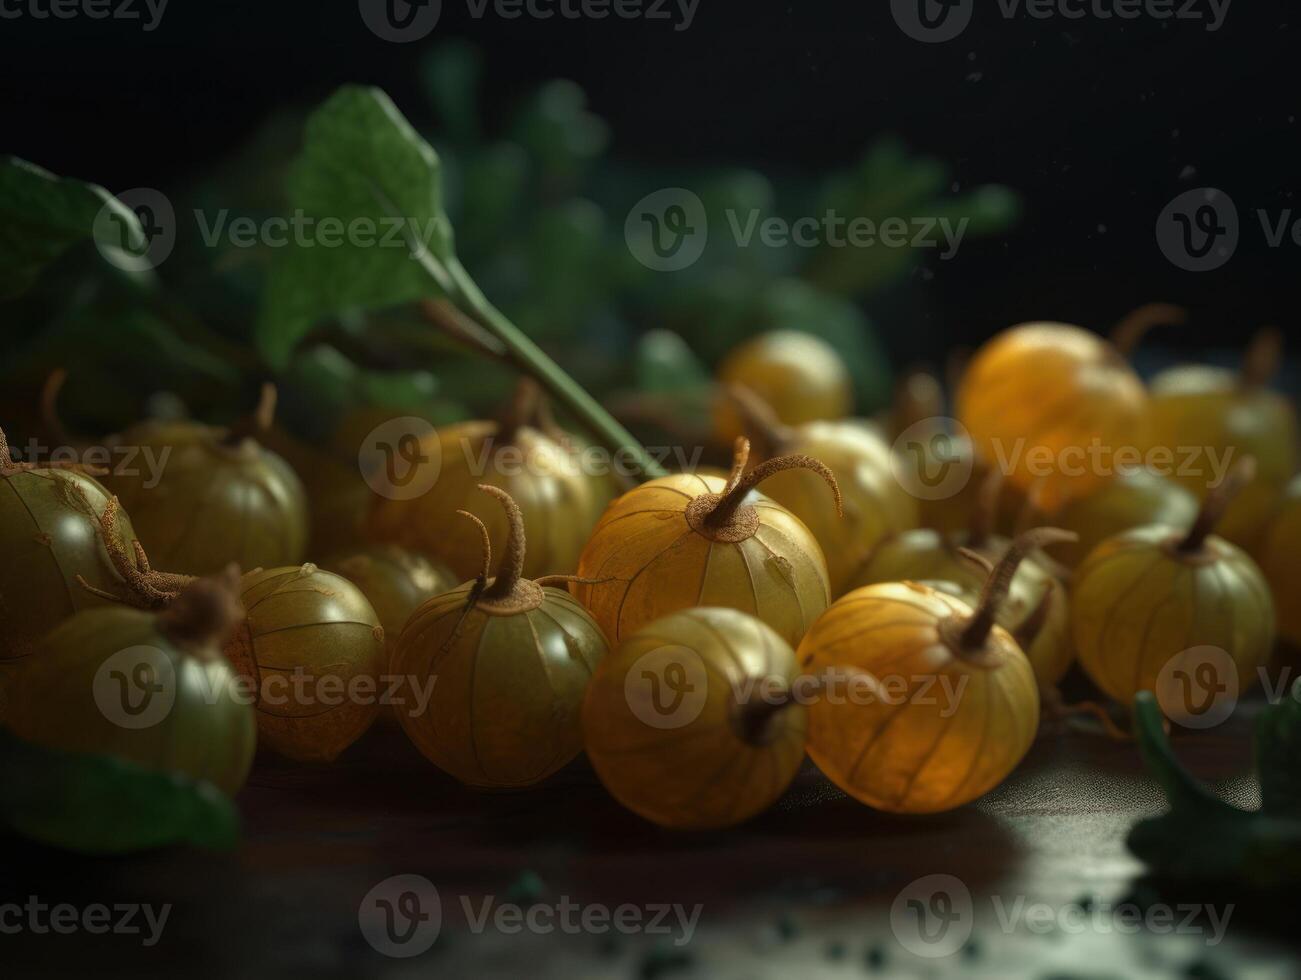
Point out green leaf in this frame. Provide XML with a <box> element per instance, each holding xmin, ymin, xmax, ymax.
<box><xmin>421</xmin><ymin>39</ymin><xmax>484</xmax><ymax>145</ymax></box>
<box><xmin>511</xmin><ymin>80</ymin><xmax>609</xmax><ymax>189</ymax></box>
<box><xmin>1256</xmin><ymin>678</ymin><xmax>1301</xmax><ymax>818</ymax></box>
<box><xmin>0</xmin><ymin>728</ymin><xmax>239</xmax><ymax>854</ymax></box>
<box><xmin>257</xmin><ymin>86</ymin><xmax>456</xmax><ymax>367</ymax></box>
<box><xmin>0</xmin><ymin>157</ymin><xmax>146</xmax><ymax>300</ymax></box>
<box><xmin>635</xmin><ymin>329</ymin><xmax>710</xmax><ymax>393</ymax></box>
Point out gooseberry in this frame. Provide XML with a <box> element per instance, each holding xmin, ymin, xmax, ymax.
<box><xmin>582</xmin><ymin>607</ymin><xmax>806</xmax><ymax>829</ymax></box>
<box><xmin>573</xmin><ymin>438</ymin><xmax>840</xmax><ymax>647</ymax></box>
<box><xmin>1145</xmin><ymin>328</ymin><xmax>1298</xmax><ymax>548</ymax></box>
<box><xmin>713</xmin><ymin>331</ymin><xmax>853</xmax><ymax>445</ymax></box>
<box><xmin>104</xmin><ymin>385</ymin><xmax>309</xmax><ymax>575</ymax></box>
<box><xmin>391</xmin><ymin>485</ymin><xmax>609</xmax><ymax>788</ymax></box>
<box><xmin>798</xmin><ymin>529</ymin><xmax>1064</xmax><ymax>813</ymax></box>
<box><xmin>223</xmin><ymin>563</ymin><xmax>386</xmax><ymax>763</ymax></box>
<box><xmin>0</xmin><ymin>426</ymin><xmax>143</xmax><ymax>668</ymax></box>
<box><xmin>7</xmin><ymin>569</ymin><xmax>256</xmax><ymax>797</ymax></box>
<box><xmin>1053</xmin><ymin>467</ymin><xmax>1199</xmax><ymax>569</ymax></box>
<box><xmin>728</xmin><ymin>385</ymin><xmax>917</xmax><ymax>596</ymax></box>
<box><xmin>1071</xmin><ymin>459</ymin><xmax>1275</xmax><ymax>721</ymax></box>
<box><xmin>957</xmin><ymin>322</ymin><xmax>1147</xmax><ymax>510</ymax></box>
<box><xmin>369</xmin><ymin>380</ymin><xmax>603</xmax><ymax>582</ymax></box>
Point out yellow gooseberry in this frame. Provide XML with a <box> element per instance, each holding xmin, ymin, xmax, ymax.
<box><xmin>323</xmin><ymin>546</ymin><xmax>457</xmax><ymax>657</ymax></box>
<box><xmin>573</xmin><ymin>438</ymin><xmax>841</xmax><ymax>648</ymax></box>
<box><xmin>1071</xmin><ymin>459</ymin><xmax>1275</xmax><ymax>721</ymax></box>
<box><xmin>848</xmin><ymin>472</ymin><xmax>1073</xmax><ymax>687</ymax></box>
<box><xmin>957</xmin><ymin>323</ymin><xmax>1147</xmax><ymax>510</ymax></box>
<box><xmin>798</xmin><ymin>529</ymin><xmax>1062</xmax><ymax>813</ymax></box>
<box><xmin>1145</xmin><ymin>328</ymin><xmax>1298</xmax><ymax>548</ymax></box>
<box><xmin>368</xmin><ymin>380</ymin><xmax>603</xmax><ymax>582</ymax></box>
<box><xmin>223</xmin><ymin>563</ymin><xmax>387</xmax><ymax>763</ymax></box>
<box><xmin>1053</xmin><ymin>467</ymin><xmax>1199</xmax><ymax>569</ymax></box>
<box><xmin>713</xmin><ymin>330</ymin><xmax>853</xmax><ymax>445</ymax></box>
<box><xmin>727</xmin><ymin>385</ymin><xmax>917</xmax><ymax>596</ymax></box>
<box><xmin>391</xmin><ymin>486</ymin><xmax>609</xmax><ymax>788</ymax></box>
<box><xmin>582</xmin><ymin>607</ymin><xmax>806</xmax><ymax>829</ymax></box>
<box><xmin>1257</xmin><ymin>475</ymin><xmax>1301</xmax><ymax>647</ymax></box>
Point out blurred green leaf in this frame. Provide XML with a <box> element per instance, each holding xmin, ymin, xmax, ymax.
<box><xmin>0</xmin><ymin>728</ymin><xmax>239</xmax><ymax>855</ymax></box>
<box><xmin>635</xmin><ymin>329</ymin><xmax>710</xmax><ymax>393</ymax></box>
<box><xmin>421</xmin><ymin>39</ymin><xmax>483</xmax><ymax>145</ymax></box>
<box><xmin>511</xmin><ymin>80</ymin><xmax>610</xmax><ymax>192</ymax></box>
<box><xmin>0</xmin><ymin>157</ymin><xmax>146</xmax><ymax>300</ymax></box>
<box><xmin>258</xmin><ymin>86</ymin><xmax>455</xmax><ymax>367</ymax></box>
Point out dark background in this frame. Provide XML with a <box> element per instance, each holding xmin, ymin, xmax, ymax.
<box><xmin>2</xmin><ymin>0</ymin><xmax>1296</xmax><ymax>354</ymax></box>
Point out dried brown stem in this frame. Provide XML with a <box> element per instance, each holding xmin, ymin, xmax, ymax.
<box><xmin>726</xmin><ymin>386</ymin><xmax>791</xmax><ymax>460</ymax></box>
<box><xmin>223</xmin><ymin>383</ymin><xmax>278</xmax><ymax>446</ymax></box>
<box><xmin>891</xmin><ymin>369</ymin><xmax>944</xmax><ymax>438</ymax></box>
<box><xmin>477</xmin><ymin>485</ymin><xmax>527</xmax><ymax>601</ymax></box>
<box><xmin>420</xmin><ymin>297</ymin><xmax>509</xmax><ymax>362</ymax></box>
<box><xmin>498</xmin><ymin>378</ymin><xmax>542</xmax><ymax>444</ymax></box>
<box><xmin>705</xmin><ymin>439</ymin><xmax>842</xmax><ymax>529</ymax></box>
<box><xmin>1178</xmin><ymin>456</ymin><xmax>1257</xmax><ymax>554</ymax></box>
<box><xmin>1241</xmin><ymin>326</ymin><xmax>1283</xmax><ymax>389</ymax></box>
<box><xmin>72</xmin><ymin>492</ymin><xmax>194</xmax><ymax>608</ymax></box>
<box><xmin>457</xmin><ymin>509</ymin><xmax>493</xmax><ymax>589</ymax></box>
<box><xmin>158</xmin><ymin>566</ymin><xmax>245</xmax><ymax>654</ymax></box>
<box><xmin>959</xmin><ymin>528</ymin><xmax>1077</xmax><ymax>650</ymax></box>
<box><xmin>1110</xmin><ymin>303</ymin><xmax>1188</xmax><ymax>358</ymax></box>
<box><xmin>41</xmin><ymin>369</ymin><xmax>72</xmax><ymax>446</ymax></box>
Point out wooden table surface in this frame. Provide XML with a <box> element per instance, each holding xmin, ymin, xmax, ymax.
<box><xmin>2</xmin><ymin>689</ymin><xmax>1296</xmax><ymax>979</ymax></box>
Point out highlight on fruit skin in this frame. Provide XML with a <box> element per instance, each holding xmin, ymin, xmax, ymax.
<box><xmin>223</xmin><ymin>563</ymin><xmax>386</xmax><ymax>763</ymax></box>
<box><xmin>713</xmin><ymin>330</ymin><xmax>853</xmax><ymax>445</ymax></box>
<box><xmin>103</xmin><ymin>385</ymin><xmax>309</xmax><ymax>576</ymax></box>
<box><xmin>582</xmin><ymin>607</ymin><xmax>806</xmax><ymax>830</ymax></box>
<box><xmin>727</xmin><ymin>384</ymin><xmax>918</xmax><ymax>597</ymax></box>
<box><xmin>573</xmin><ymin>437</ymin><xmax>841</xmax><ymax>648</ymax></box>
<box><xmin>957</xmin><ymin>322</ymin><xmax>1147</xmax><ymax>510</ymax></box>
<box><xmin>0</xmin><ymin>425</ymin><xmax>144</xmax><ymax>670</ymax></box>
<box><xmin>1071</xmin><ymin>458</ymin><xmax>1275</xmax><ymax>722</ymax></box>
<box><xmin>390</xmin><ymin>484</ymin><xmax>608</xmax><ymax>789</ymax></box>
<box><xmin>1053</xmin><ymin>467</ymin><xmax>1200</xmax><ymax>569</ymax></box>
<box><xmin>1144</xmin><ymin>327</ymin><xmax>1297</xmax><ymax>548</ymax></box>
<box><xmin>6</xmin><ymin>568</ymin><xmax>257</xmax><ymax>797</ymax></box>
<box><xmin>368</xmin><ymin>379</ymin><xmax>606</xmax><ymax>583</ymax></box>
<box><xmin>322</xmin><ymin>545</ymin><xmax>457</xmax><ymax>657</ymax></box>
<box><xmin>797</xmin><ymin>529</ymin><xmax>1064</xmax><ymax>814</ymax></box>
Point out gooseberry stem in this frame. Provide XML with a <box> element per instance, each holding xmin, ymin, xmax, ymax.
<box><xmin>966</xmin><ymin>466</ymin><xmax>1004</xmax><ymax>548</ymax></box>
<box><xmin>705</xmin><ymin>438</ymin><xmax>843</xmax><ymax>529</ymax></box>
<box><xmin>958</xmin><ymin>528</ymin><xmax>1077</xmax><ymax>650</ymax></box>
<box><xmin>477</xmin><ymin>484</ymin><xmax>527</xmax><ymax>601</ymax></box>
<box><xmin>435</xmin><ymin>257</ymin><xmax>667</xmax><ymax>481</ymax></box>
<box><xmin>1110</xmin><ymin>303</ymin><xmax>1188</xmax><ymax>359</ymax></box>
<box><xmin>456</xmin><ymin>509</ymin><xmax>493</xmax><ymax>590</ymax></box>
<box><xmin>726</xmin><ymin>386</ymin><xmax>792</xmax><ymax>460</ymax></box>
<box><xmin>157</xmin><ymin>567</ymin><xmax>244</xmax><ymax>654</ymax></box>
<box><xmin>223</xmin><ymin>383</ymin><xmax>278</xmax><ymax>446</ymax></box>
<box><xmin>1240</xmin><ymin>327</ymin><xmax>1282</xmax><ymax>390</ymax></box>
<box><xmin>1177</xmin><ymin>456</ymin><xmax>1257</xmax><ymax>554</ymax></box>
<box><xmin>498</xmin><ymin>378</ymin><xmax>542</xmax><ymax>443</ymax></box>
<box><xmin>891</xmin><ymin>370</ymin><xmax>945</xmax><ymax>440</ymax></box>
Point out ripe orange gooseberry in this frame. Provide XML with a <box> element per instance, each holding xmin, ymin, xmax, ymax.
<box><xmin>798</xmin><ymin>528</ymin><xmax>1062</xmax><ymax>813</ymax></box>
<box><xmin>713</xmin><ymin>330</ymin><xmax>853</xmax><ymax>445</ymax></box>
<box><xmin>582</xmin><ymin>607</ymin><xmax>806</xmax><ymax>829</ymax></box>
<box><xmin>727</xmin><ymin>385</ymin><xmax>917</xmax><ymax>596</ymax></box>
<box><xmin>1072</xmin><ymin>459</ymin><xmax>1275</xmax><ymax>722</ymax></box>
<box><xmin>391</xmin><ymin>485</ymin><xmax>609</xmax><ymax>788</ymax></box>
<box><xmin>1145</xmin><ymin>328</ymin><xmax>1298</xmax><ymax>548</ymax></box>
<box><xmin>104</xmin><ymin>385</ymin><xmax>309</xmax><ymax>575</ymax></box>
<box><xmin>369</xmin><ymin>380</ymin><xmax>604</xmax><ymax>582</ymax></box>
<box><xmin>573</xmin><ymin>438</ymin><xmax>841</xmax><ymax>647</ymax></box>
<box><xmin>957</xmin><ymin>323</ymin><xmax>1147</xmax><ymax>510</ymax></box>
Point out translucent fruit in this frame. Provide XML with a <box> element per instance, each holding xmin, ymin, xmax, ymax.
<box><xmin>0</xmin><ymin>427</ymin><xmax>142</xmax><ymax>669</ymax></box>
<box><xmin>574</xmin><ymin>438</ymin><xmax>840</xmax><ymax>648</ymax></box>
<box><xmin>1053</xmin><ymin>467</ymin><xmax>1199</xmax><ymax>568</ymax></box>
<box><xmin>7</xmin><ymin>570</ymin><xmax>256</xmax><ymax>797</ymax></box>
<box><xmin>957</xmin><ymin>323</ymin><xmax>1147</xmax><ymax>510</ymax></box>
<box><xmin>368</xmin><ymin>382</ymin><xmax>603</xmax><ymax>582</ymax></box>
<box><xmin>582</xmin><ymin>607</ymin><xmax>806</xmax><ymax>830</ymax></box>
<box><xmin>728</xmin><ymin>386</ymin><xmax>917</xmax><ymax>597</ymax></box>
<box><xmin>713</xmin><ymin>330</ymin><xmax>853</xmax><ymax>445</ymax></box>
<box><xmin>798</xmin><ymin>530</ymin><xmax>1061</xmax><ymax>813</ymax></box>
<box><xmin>223</xmin><ymin>563</ymin><xmax>386</xmax><ymax>763</ymax></box>
<box><xmin>104</xmin><ymin>386</ymin><xmax>309</xmax><ymax>575</ymax></box>
<box><xmin>391</xmin><ymin>485</ymin><xmax>609</xmax><ymax>788</ymax></box>
<box><xmin>1071</xmin><ymin>460</ymin><xmax>1275</xmax><ymax>721</ymax></box>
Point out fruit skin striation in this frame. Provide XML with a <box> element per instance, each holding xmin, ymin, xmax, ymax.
<box><xmin>582</xmin><ymin>607</ymin><xmax>806</xmax><ymax>830</ymax></box>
